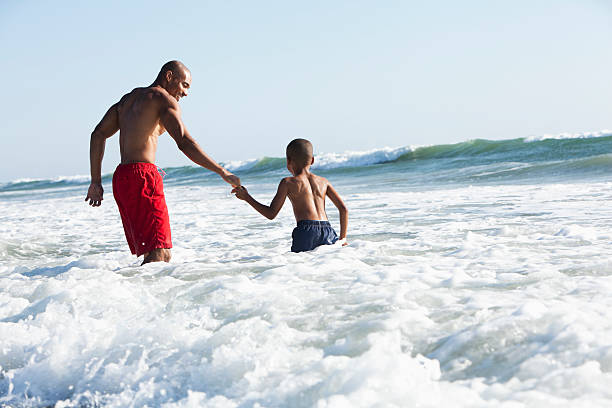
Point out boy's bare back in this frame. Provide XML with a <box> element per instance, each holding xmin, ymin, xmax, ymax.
<box><xmin>233</xmin><ymin>168</ymin><xmax>347</xmax><ymax>239</ymax></box>
<box><xmin>233</xmin><ymin>138</ymin><xmax>348</xmax><ymax>247</ymax></box>
<box><xmin>283</xmin><ymin>172</ymin><xmax>332</xmax><ymax>222</ymax></box>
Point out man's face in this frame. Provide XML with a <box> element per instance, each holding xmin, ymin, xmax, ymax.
<box><xmin>166</xmin><ymin>69</ymin><xmax>191</xmax><ymax>101</ymax></box>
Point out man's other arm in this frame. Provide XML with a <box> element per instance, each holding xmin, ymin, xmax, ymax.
<box><xmin>86</xmin><ymin>103</ymin><xmax>119</xmax><ymax>207</ymax></box>
<box><xmin>160</xmin><ymin>101</ymin><xmax>240</xmax><ymax>187</ymax></box>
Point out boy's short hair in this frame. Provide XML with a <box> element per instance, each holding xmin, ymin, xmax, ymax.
<box><xmin>286</xmin><ymin>139</ymin><xmax>313</xmax><ymax>168</ymax></box>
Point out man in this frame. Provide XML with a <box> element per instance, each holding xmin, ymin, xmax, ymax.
<box><xmin>85</xmin><ymin>60</ymin><xmax>240</xmax><ymax>264</ymax></box>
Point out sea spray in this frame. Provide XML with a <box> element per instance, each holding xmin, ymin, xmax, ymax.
<box><xmin>2</xmin><ymin>133</ymin><xmax>612</xmax><ymax>406</ymax></box>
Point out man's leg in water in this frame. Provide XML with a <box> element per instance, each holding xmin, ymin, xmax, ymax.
<box><xmin>142</xmin><ymin>248</ymin><xmax>172</xmax><ymax>265</ymax></box>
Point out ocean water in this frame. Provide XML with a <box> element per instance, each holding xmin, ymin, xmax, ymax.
<box><xmin>2</xmin><ymin>132</ymin><xmax>612</xmax><ymax>407</ymax></box>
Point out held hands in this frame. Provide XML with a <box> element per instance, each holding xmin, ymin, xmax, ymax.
<box><xmin>85</xmin><ymin>183</ymin><xmax>104</xmax><ymax>207</ymax></box>
<box><xmin>231</xmin><ymin>185</ymin><xmax>249</xmax><ymax>200</ymax></box>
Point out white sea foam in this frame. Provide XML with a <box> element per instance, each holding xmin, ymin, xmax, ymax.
<box><xmin>224</xmin><ymin>128</ymin><xmax>612</xmax><ymax>175</ymax></box>
<box><xmin>313</xmin><ymin>146</ymin><xmax>416</xmax><ymax>169</ymax></box>
<box><xmin>223</xmin><ymin>158</ymin><xmax>261</xmax><ymax>172</ymax></box>
<box><xmin>0</xmin><ymin>174</ymin><xmax>98</xmax><ymax>190</ymax></box>
<box><xmin>524</xmin><ymin>129</ymin><xmax>612</xmax><ymax>142</ymax></box>
<box><xmin>2</xmin><ymin>176</ymin><xmax>612</xmax><ymax>406</ymax></box>
<box><xmin>223</xmin><ymin>146</ymin><xmax>418</xmax><ymax>173</ymax></box>
<box><xmin>24</xmin><ymin>174</ymin><xmax>91</xmax><ymax>184</ymax></box>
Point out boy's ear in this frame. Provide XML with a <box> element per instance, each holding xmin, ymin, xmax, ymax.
<box><xmin>311</xmin><ymin>157</ymin><xmax>315</xmax><ymax>165</ymax></box>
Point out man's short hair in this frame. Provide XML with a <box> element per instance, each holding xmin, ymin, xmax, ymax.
<box><xmin>286</xmin><ymin>139</ymin><xmax>313</xmax><ymax>168</ymax></box>
<box><xmin>158</xmin><ymin>60</ymin><xmax>189</xmax><ymax>81</ymax></box>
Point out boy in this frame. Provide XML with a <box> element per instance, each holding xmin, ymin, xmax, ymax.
<box><xmin>232</xmin><ymin>138</ymin><xmax>348</xmax><ymax>252</ymax></box>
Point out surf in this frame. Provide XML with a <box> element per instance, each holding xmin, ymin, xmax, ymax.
<box><xmin>2</xmin><ymin>130</ymin><xmax>611</xmax><ymax>194</ymax></box>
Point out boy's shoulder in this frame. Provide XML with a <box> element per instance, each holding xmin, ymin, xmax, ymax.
<box><xmin>309</xmin><ymin>172</ymin><xmax>330</xmax><ymax>185</ymax></box>
<box><xmin>281</xmin><ymin>173</ymin><xmax>329</xmax><ymax>184</ymax></box>
<box><xmin>277</xmin><ymin>176</ymin><xmax>296</xmax><ymax>191</ymax></box>
<box><xmin>279</xmin><ymin>176</ymin><xmax>296</xmax><ymax>184</ymax></box>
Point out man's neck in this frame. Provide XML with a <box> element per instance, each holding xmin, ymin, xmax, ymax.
<box><xmin>150</xmin><ymin>81</ymin><xmax>166</xmax><ymax>89</ymax></box>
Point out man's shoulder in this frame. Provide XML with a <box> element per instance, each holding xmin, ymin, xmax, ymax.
<box><xmin>129</xmin><ymin>86</ymin><xmax>177</xmax><ymax>107</ymax></box>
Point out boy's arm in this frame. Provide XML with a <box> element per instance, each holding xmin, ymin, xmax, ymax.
<box><xmin>233</xmin><ymin>180</ymin><xmax>289</xmax><ymax>220</ymax></box>
<box><xmin>326</xmin><ymin>183</ymin><xmax>348</xmax><ymax>242</ymax></box>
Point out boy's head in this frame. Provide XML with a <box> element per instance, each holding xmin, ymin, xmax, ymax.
<box><xmin>286</xmin><ymin>139</ymin><xmax>314</xmax><ymax>171</ymax></box>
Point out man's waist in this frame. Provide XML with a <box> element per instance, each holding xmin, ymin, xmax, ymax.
<box><xmin>114</xmin><ymin>162</ymin><xmax>164</xmax><ymax>178</ymax></box>
<box><xmin>117</xmin><ymin>162</ymin><xmax>157</xmax><ymax>169</ymax></box>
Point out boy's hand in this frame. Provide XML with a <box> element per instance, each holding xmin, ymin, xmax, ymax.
<box><xmin>338</xmin><ymin>238</ymin><xmax>348</xmax><ymax>246</ymax></box>
<box><xmin>231</xmin><ymin>185</ymin><xmax>249</xmax><ymax>200</ymax></box>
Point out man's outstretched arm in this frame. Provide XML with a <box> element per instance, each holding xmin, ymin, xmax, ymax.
<box><xmin>86</xmin><ymin>103</ymin><xmax>120</xmax><ymax>207</ymax></box>
<box><xmin>160</xmin><ymin>102</ymin><xmax>240</xmax><ymax>187</ymax></box>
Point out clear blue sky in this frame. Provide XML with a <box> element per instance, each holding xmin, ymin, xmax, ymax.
<box><xmin>1</xmin><ymin>0</ymin><xmax>610</xmax><ymax>182</ymax></box>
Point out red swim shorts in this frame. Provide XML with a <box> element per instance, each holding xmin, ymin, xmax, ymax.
<box><xmin>112</xmin><ymin>163</ymin><xmax>172</xmax><ymax>256</ymax></box>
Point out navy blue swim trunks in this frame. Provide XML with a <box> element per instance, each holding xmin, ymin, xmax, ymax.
<box><xmin>291</xmin><ymin>220</ymin><xmax>339</xmax><ymax>253</ymax></box>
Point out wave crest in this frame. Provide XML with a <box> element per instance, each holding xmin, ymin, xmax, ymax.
<box><xmin>525</xmin><ymin>129</ymin><xmax>612</xmax><ymax>142</ymax></box>
<box><xmin>3</xmin><ymin>129</ymin><xmax>611</xmax><ymax>192</ymax></box>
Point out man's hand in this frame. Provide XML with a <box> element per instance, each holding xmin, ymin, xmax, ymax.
<box><xmin>85</xmin><ymin>183</ymin><xmax>104</xmax><ymax>207</ymax></box>
<box><xmin>231</xmin><ymin>185</ymin><xmax>249</xmax><ymax>201</ymax></box>
<box><xmin>221</xmin><ymin>171</ymin><xmax>241</xmax><ymax>187</ymax></box>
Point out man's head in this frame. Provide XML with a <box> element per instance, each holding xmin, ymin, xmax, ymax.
<box><xmin>286</xmin><ymin>139</ymin><xmax>314</xmax><ymax>172</ymax></box>
<box><xmin>156</xmin><ymin>60</ymin><xmax>191</xmax><ymax>101</ymax></box>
